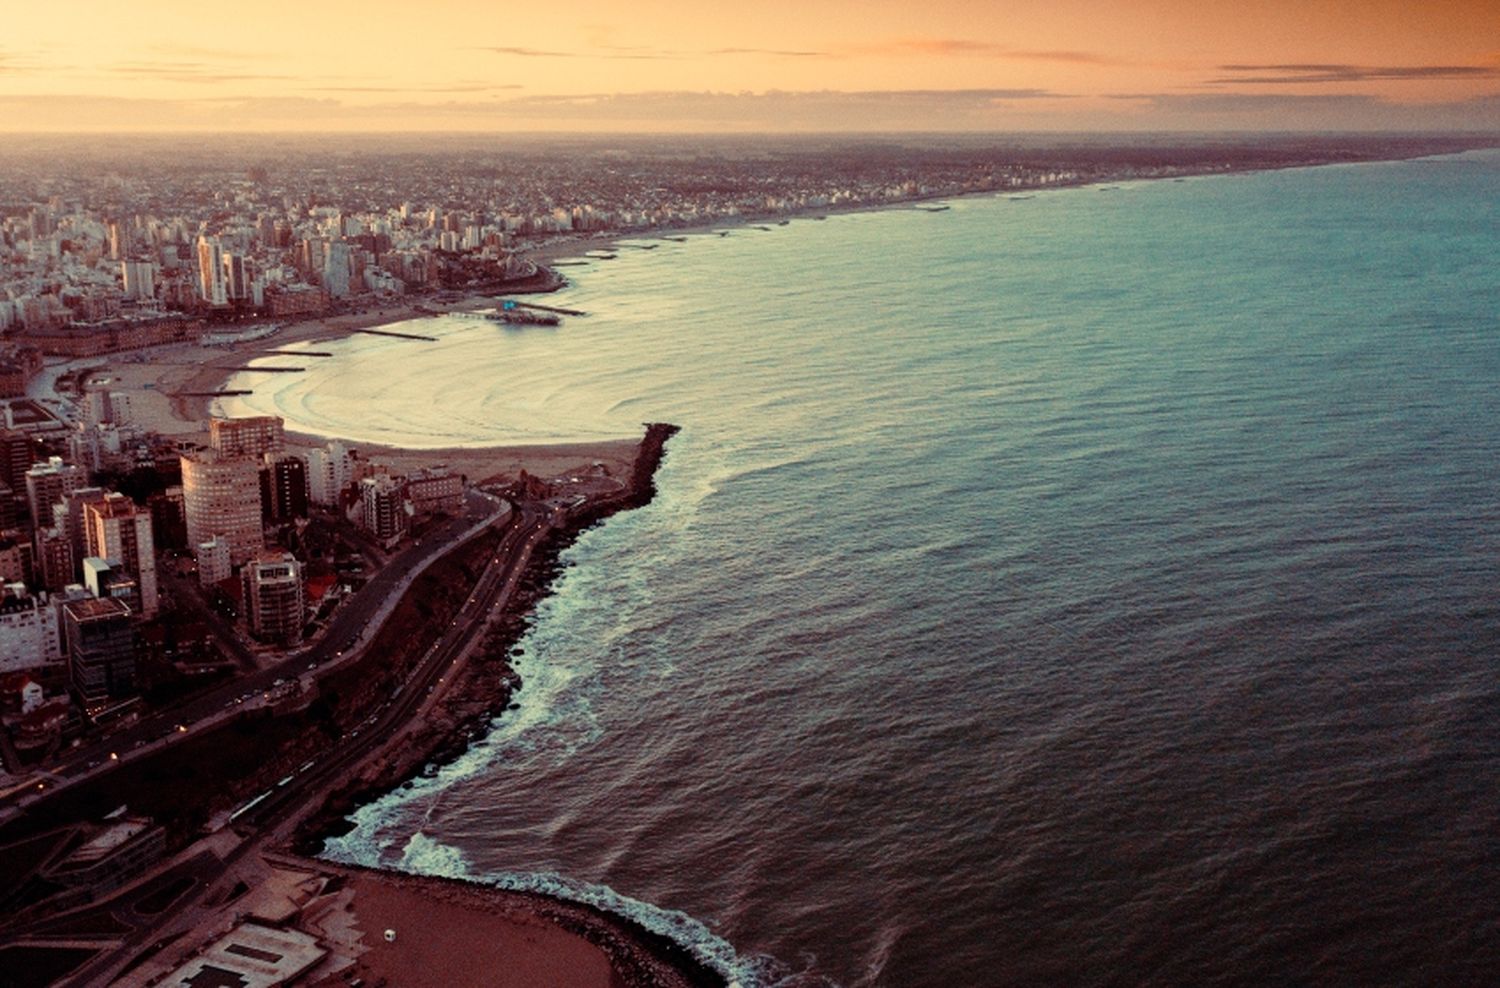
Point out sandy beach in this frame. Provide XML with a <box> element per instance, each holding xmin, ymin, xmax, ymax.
<box><xmin>81</xmin><ymin>296</ymin><xmax>640</xmax><ymax>484</ymax></box>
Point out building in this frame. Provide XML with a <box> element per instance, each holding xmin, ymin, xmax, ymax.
<box><xmin>222</xmin><ymin>252</ymin><xmax>250</xmax><ymax>301</ymax></box>
<box><xmin>241</xmin><ymin>551</ymin><xmax>304</xmax><ymax>646</ymax></box>
<box><xmin>34</xmin><ymin>525</ymin><xmax>75</xmax><ymax>592</ymax></box>
<box><xmin>84</xmin><ymin>492</ymin><xmax>158</xmax><ymax>618</ymax></box>
<box><xmin>120</xmin><ymin>260</ymin><xmax>155</xmax><ymax>300</ymax></box>
<box><xmin>197</xmin><ymin>535</ymin><xmax>232</xmax><ymax>586</ymax></box>
<box><xmin>45</xmin><ymin>815</ymin><xmax>167</xmax><ymax>896</ymax></box>
<box><xmin>147</xmin><ymin>486</ymin><xmax>187</xmax><ymax>552</ymax></box>
<box><xmin>209</xmin><ymin>415</ymin><xmax>284</xmax><ymax>458</ymax></box>
<box><xmin>160</xmin><ymin>922</ymin><xmax>326</xmax><ymax>988</ymax></box>
<box><xmin>60</xmin><ymin>487</ymin><xmax>106</xmax><ymax>580</ymax></box>
<box><xmin>62</xmin><ymin>596</ymin><xmax>135</xmax><ymax>707</ymax></box>
<box><xmin>0</xmin><ymin>584</ymin><xmax>64</xmax><ymax>676</ymax></box>
<box><xmin>82</xmin><ymin>557</ymin><xmax>138</xmax><ymax>614</ymax></box>
<box><xmin>406</xmin><ymin>467</ymin><xmax>464</xmax><ymax>519</ymax></box>
<box><xmin>359</xmin><ymin>475</ymin><xmax>407</xmax><ymax>546</ymax></box>
<box><xmin>197</xmin><ymin>236</ymin><xmax>227</xmax><ymax>307</ymax></box>
<box><xmin>264</xmin><ymin>455</ymin><xmax>309</xmax><ymax>521</ymax></box>
<box><xmin>24</xmin><ymin>456</ymin><xmax>86</xmax><ymax>525</ymax></box>
<box><xmin>181</xmin><ymin>449</ymin><xmax>264</xmax><ymax>567</ymax></box>
<box><xmin>323</xmin><ymin>242</ymin><xmax>351</xmax><ymax>297</ymax></box>
<box><xmin>0</xmin><ymin>533</ymin><xmax>32</xmax><ymax>585</ymax></box>
<box><xmin>0</xmin><ymin>429</ymin><xmax>35</xmax><ymax>507</ymax></box>
<box><xmin>306</xmin><ymin>440</ymin><xmax>353</xmax><ymax>506</ymax></box>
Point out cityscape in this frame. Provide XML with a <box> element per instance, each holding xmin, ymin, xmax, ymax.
<box><xmin>2</xmin><ymin>0</ymin><xmax>1500</xmax><ymax>985</ymax></box>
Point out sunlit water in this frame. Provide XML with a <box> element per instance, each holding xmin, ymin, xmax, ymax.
<box><xmin>227</xmin><ymin>151</ymin><xmax>1500</xmax><ymax>986</ymax></box>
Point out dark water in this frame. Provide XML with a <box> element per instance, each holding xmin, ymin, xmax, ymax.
<box><xmin>293</xmin><ymin>151</ymin><xmax>1500</xmax><ymax>986</ymax></box>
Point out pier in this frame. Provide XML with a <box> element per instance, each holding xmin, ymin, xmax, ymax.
<box><xmin>352</xmin><ymin>328</ymin><xmax>438</xmax><ymax>342</ymax></box>
<box><xmin>178</xmin><ymin>389</ymin><xmax>253</xmax><ymax>397</ymax></box>
<box><xmin>225</xmin><ymin>365</ymin><xmax>305</xmax><ymax>373</ymax></box>
<box><xmin>497</xmin><ymin>300</ymin><xmax>588</xmax><ymax>317</ymax></box>
<box><xmin>259</xmin><ymin>349</ymin><xmax>333</xmax><ymax>357</ymax></box>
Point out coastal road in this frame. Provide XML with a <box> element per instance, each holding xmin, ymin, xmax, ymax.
<box><xmin>0</xmin><ymin>488</ymin><xmax>511</xmax><ymax>822</ymax></box>
<box><xmin>238</xmin><ymin>500</ymin><xmax>554</xmax><ymax>838</ymax></box>
<box><xmin>36</xmin><ymin>500</ymin><xmax>552</xmax><ymax>988</ymax></box>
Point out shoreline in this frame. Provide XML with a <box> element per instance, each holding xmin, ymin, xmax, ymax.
<box><xmin>90</xmin><ymin>141</ymin><xmax>1491</xmax><ymax>457</ymax></box>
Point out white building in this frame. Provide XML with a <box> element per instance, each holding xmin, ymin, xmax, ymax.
<box><xmin>0</xmin><ymin>583</ymin><xmax>64</xmax><ymax>675</ymax></box>
<box><xmin>306</xmin><ymin>440</ymin><xmax>353</xmax><ymax>506</ymax></box>
<box><xmin>197</xmin><ymin>535</ymin><xmax>231</xmax><ymax>586</ymax></box>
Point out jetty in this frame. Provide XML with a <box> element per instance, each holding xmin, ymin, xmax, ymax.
<box><xmin>226</xmin><ymin>365</ymin><xmax>304</xmax><ymax>373</ymax></box>
<box><xmin>497</xmin><ymin>300</ymin><xmax>587</xmax><ymax>317</ymax></box>
<box><xmin>353</xmin><ymin>328</ymin><xmax>437</xmax><ymax>342</ymax></box>
<box><xmin>259</xmin><ymin>349</ymin><xmax>333</xmax><ymax>357</ymax></box>
<box><xmin>178</xmin><ymin>389</ymin><xmax>253</xmax><ymax>398</ymax></box>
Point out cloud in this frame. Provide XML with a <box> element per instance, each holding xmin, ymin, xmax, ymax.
<box><xmin>476</xmin><ymin>44</ymin><xmax>829</xmax><ymax>60</ymax></box>
<box><xmin>1210</xmin><ymin>63</ymin><xmax>1500</xmax><ymax>84</ymax></box>
<box><xmin>847</xmin><ymin>38</ymin><xmax>1118</xmax><ymax>64</ymax></box>
<box><xmin>308</xmin><ymin>83</ymin><xmax>524</xmax><ymax>93</ymax></box>
<box><xmin>110</xmin><ymin>61</ymin><xmax>297</xmax><ymax>83</ymax></box>
<box><xmin>1106</xmin><ymin>91</ymin><xmax>1500</xmax><ymax>130</ymax></box>
<box><xmin>474</xmin><ymin>46</ymin><xmax>574</xmax><ymax>58</ymax></box>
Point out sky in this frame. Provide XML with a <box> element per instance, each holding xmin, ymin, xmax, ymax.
<box><xmin>1</xmin><ymin>0</ymin><xmax>1498</xmax><ymax>132</ymax></box>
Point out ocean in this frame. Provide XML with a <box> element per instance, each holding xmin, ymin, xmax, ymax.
<box><xmin>225</xmin><ymin>150</ymin><xmax>1500</xmax><ymax>986</ymax></box>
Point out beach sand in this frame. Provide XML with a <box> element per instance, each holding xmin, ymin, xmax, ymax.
<box><xmin>340</xmin><ymin>872</ymin><xmax>618</xmax><ymax>988</ymax></box>
<box><xmin>85</xmin><ymin>297</ymin><xmax>641</xmax><ymax>485</ymax></box>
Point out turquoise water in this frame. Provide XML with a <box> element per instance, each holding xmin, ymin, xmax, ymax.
<box><xmin>235</xmin><ymin>151</ymin><xmax>1500</xmax><ymax>986</ymax></box>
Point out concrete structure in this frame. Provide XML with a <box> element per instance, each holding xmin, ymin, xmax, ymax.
<box><xmin>266</xmin><ymin>455</ymin><xmax>309</xmax><ymax>521</ymax></box>
<box><xmin>84</xmin><ymin>492</ymin><xmax>158</xmax><ymax>618</ymax></box>
<box><xmin>209</xmin><ymin>415</ymin><xmax>285</xmax><ymax>458</ymax></box>
<box><xmin>60</xmin><ymin>486</ymin><xmax>107</xmax><ymax>580</ymax></box>
<box><xmin>62</xmin><ymin>596</ymin><xmax>135</xmax><ymax>707</ymax></box>
<box><xmin>45</xmin><ymin>815</ymin><xmax>167</xmax><ymax>895</ymax></box>
<box><xmin>159</xmin><ymin>922</ymin><xmax>326</xmax><ymax>988</ymax></box>
<box><xmin>24</xmin><ymin>455</ymin><xmax>86</xmax><ymax>524</ymax></box>
<box><xmin>197</xmin><ymin>534</ymin><xmax>232</xmax><ymax>586</ymax></box>
<box><xmin>406</xmin><ymin>466</ymin><xmax>464</xmax><ymax>519</ymax></box>
<box><xmin>242</xmin><ymin>551</ymin><xmax>304</xmax><ymax>646</ymax></box>
<box><xmin>197</xmin><ymin>235</ymin><xmax>227</xmax><ymax>306</ymax></box>
<box><xmin>0</xmin><ymin>583</ymin><xmax>63</xmax><ymax>676</ymax></box>
<box><xmin>181</xmin><ymin>449</ymin><xmax>264</xmax><ymax>567</ymax></box>
<box><xmin>359</xmin><ymin>474</ymin><xmax>407</xmax><ymax>546</ymax></box>
<box><xmin>306</xmin><ymin>440</ymin><xmax>353</xmax><ymax>506</ymax></box>
<box><xmin>34</xmin><ymin>525</ymin><xmax>74</xmax><ymax>591</ymax></box>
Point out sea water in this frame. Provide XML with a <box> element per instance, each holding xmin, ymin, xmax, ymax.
<box><xmin>228</xmin><ymin>150</ymin><xmax>1500</xmax><ymax>986</ymax></box>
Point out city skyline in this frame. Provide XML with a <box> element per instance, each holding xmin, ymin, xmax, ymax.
<box><xmin>2</xmin><ymin>0</ymin><xmax>1498</xmax><ymax>132</ymax></box>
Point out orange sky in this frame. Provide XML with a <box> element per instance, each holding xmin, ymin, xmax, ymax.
<box><xmin>1</xmin><ymin>0</ymin><xmax>1497</xmax><ymax>131</ymax></box>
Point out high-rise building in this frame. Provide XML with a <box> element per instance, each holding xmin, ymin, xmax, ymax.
<box><xmin>359</xmin><ymin>475</ymin><xmax>407</xmax><ymax>546</ymax></box>
<box><xmin>121</xmin><ymin>260</ymin><xmax>156</xmax><ymax>300</ymax></box>
<box><xmin>181</xmin><ymin>450</ymin><xmax>263</xmax><ymax>567</ymax></box>
<box><xmin>147</xmin><ymin>487</ymin><xmax>187</xmax><ymax>552</ymax></box>
<box><xmin>323</xmin><ymin>243</ymin><xmax>351</xmax><ymax>298</ymax></box>
<box><xmin>209</xmin><ymin>415</ymin><xmax>284</xmax><ymax>458</ymax></box>
<box><xmin>241</xmin><ymin>551</ymin><xmax>304</xmax><ymax>646</ymax></box>
<box><xmin>266</xmin><ymin>456</ymin><xmax>308</xmax><ymax>521</ymax></box>
<box><xmin>196</xmin><ymin>236</ymin><xmax>227</xmax><ymax>306</ymax></box>
<box><xmin>0</xmin><ymin>430</ymin><xmax>34</xmax><ymax>503</ymax></box>
<box><xmin>306</xmin><ymin>440</ymin><xmax>353</xmax><ymax>506</ymax></box>
<box><xmin>34</xmin><ymin>526</ymin><xmax>74</xmax><ymax>592</ymax></box>
<box><xmin>197</xmin><ymin>535</ymin><xmax>231</xmax><ymax>586</ymax></box>
<box><xmin>222</xmin><ymin>252</ymin><xmax>249</xmax><ymax>301</ymax></box>
<box><xmin>84</xmin><ymin>493</ymin><xmax>157</xmax><ymax>618</ymax></box>
<box><xmin>62</xmin><ymin>596</ymin><xmax>135</xmax><ymax>708</ymax></box>
<box><xmin>60</xmin><ymin>487</ymin><xmax>106</xmax><ymax>581</ymax></box>
<box><xmin>24</xmin><ymin>457</ymin><xmax>86</xmax><ymax>525</ymax></box>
